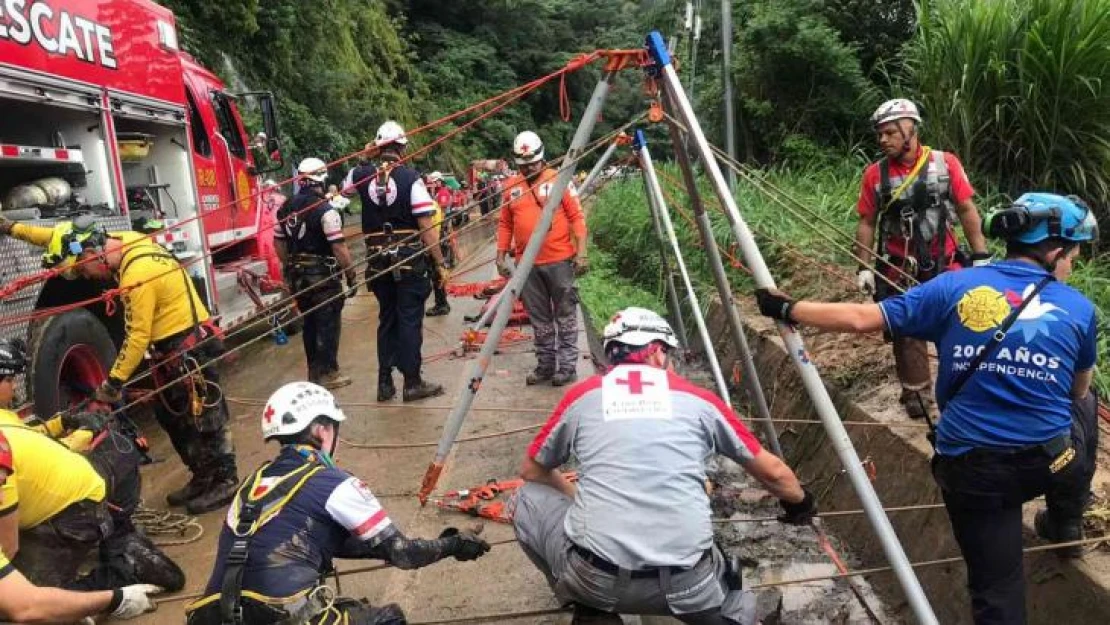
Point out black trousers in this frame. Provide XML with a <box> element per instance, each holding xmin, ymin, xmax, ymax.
<box><xmin>932</xmin><ymin>395</ymin><xmax>1097</xmax><ymax>625</ymax></box>
<box><xmin>369</xmin><ymin>269</ymin><xmax>429</xmax><ymax>382</ymax></box>
<box><xmin>295</xmin><ymin>275</ymin><xmax>344</xmax><ymax>380</ymax></box>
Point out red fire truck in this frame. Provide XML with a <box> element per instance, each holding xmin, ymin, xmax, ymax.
<box><xmin>0</xmin><ymin>0</ymin><xmax>288</xmax><ymax>417</ymax></box>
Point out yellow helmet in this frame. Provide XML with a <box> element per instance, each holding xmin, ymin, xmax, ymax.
<box><xmin>41</xmin><ymin>216</ymin><xmax>108</xmax><ymax>274</ymax></box>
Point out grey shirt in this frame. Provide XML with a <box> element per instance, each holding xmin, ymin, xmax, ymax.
<box><xmin>528</xmin><ymin>364</ymin><xmax>763</xmax><ymax>569</ymax></box>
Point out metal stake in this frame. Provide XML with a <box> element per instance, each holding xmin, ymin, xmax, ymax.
<box><xmin>634</xmin><ymin>130</ymin><xmax>729</xmax><ymax>402</ymax></box>
<box><xmin>646</xmin><ymin>31</ymin><xmax>938</xmax><ymax>625</ymax></box>
<box><xmin>638</xmin><ymin>149</ymin><xmax>689</xmax><ymax>349</ymax></box>
<box><xmin>663</xmin><ymin>96</ymin><xmax>783</xmax><ymax>457</ymax></box>
<box><xmin>418</xmin><ymin>72</ymin><xmax>615</xmax><ymax>503</ymax></box>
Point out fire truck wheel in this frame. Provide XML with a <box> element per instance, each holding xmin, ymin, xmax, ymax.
<box><xmin>30</xmin><ymin>309</ymin><xmax>117</xmax><ymax>417</ymax></box>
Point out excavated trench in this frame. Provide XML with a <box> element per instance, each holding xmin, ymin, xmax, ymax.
<box><xmin>694</xmin><ymin>300</ymin><xmax>1110</xmax><ymax>624</ymax></box>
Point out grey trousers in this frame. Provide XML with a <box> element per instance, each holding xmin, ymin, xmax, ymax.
<box><xmin>512</xmin><ymin>483</ymin><xmax>756</xmax><ymax>624</ymax></box>
<box><xmin>521</xmin><ymin>259</ymin><xmax>579</xmax><ymax>374</ymax></box>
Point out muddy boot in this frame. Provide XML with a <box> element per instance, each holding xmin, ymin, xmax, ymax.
<box><xmin>1035</xmin><ymin>509</ymin><xmax>1084</xmax><ymax>558</ymax></box>
<box><xmin>186</xmin><ymin>478</ymin><xmax>238</xmax><ymax>515</ymax></box>
<box><xmin>551</xmin><ymin>370</ymin><xmax>577</xmax><ymax>387</ymax></box>
<box><xmin>900</xmin><ymin>389</ymin><xmax>932</xmax><ymax>420</ymax></box>
<box><xmin>426</xmin><ymin>303</ymin><xmax>451</xmax><ymax>317</ymax></box>
<box><xmin>570</xmin><ymin>604</ymin><xmax>622</xmax><ymax>624</ymax></box>
<box><xmin>319</xmin><ymin>370</ymin><xmax>352</xmax><ymax>390</ymax></box>
<box><xmin>526</xmin><ymin>369</ymin><xmax>554</xmax><ymax>386</ymax></box>
<box><xmin>166</xmin><ymin>474</ymin><xmax>211</xmax><ymax>507</ymax></box>
<box><xmin>403</xmin><ymin>380</ymin><xmax>445</xmax><ymax>402</ymax></box>
<box><xmin>378</xmin><ymin>377</ymin><xmax>397</xmax><ymax>402</ymax></box>
<box><xmin>117</xmin><ymin>532</ymin><xmax>186</xmax><ymax>592</ymax></box>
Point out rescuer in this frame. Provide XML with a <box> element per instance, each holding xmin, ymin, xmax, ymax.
<box><xmin>0</xmin><ymin>214</ymin><xmax>240</xmax><ymax>514</ymax></box>
<box><xmin>362</xmin><ymin>121</ymin><xmax>447</xmax><ymax>402</ymax></box>
<box><xmin>855</xmin><ymin>99</ymin><xmax>990</xmax><ymax>419</ymax></box>
<box><xmin>497</xmin><ymin>130</ymin><xmax>589</xmax><ymax>387</ymax></box>
<box><xmin>424</xmin><ymin>173</ymin><xmax>451</xmax><ymax>317</ymax></box>
<box><xmin>0</xmin><ymin>431</ymin><xmax>164</xmax><ymax>623</ymax></box>
<box><xmin>275</xmin><ymin>158</ymin><xmax>358</xmax><ymax>390</ymax></box>
<box><xmin>184</xmin><ymin>381</ymin><xmax>490</xmax><ymax>625</ymax></box>
<box><xmin>755</xmin><ymin>193</ymin><xmax>1099</xmax><ymax>624</ymax></box>
<box><xmin>513</xmin><ymin>307</ymin><xmax>816</xmax><ymax>624</ymax></box>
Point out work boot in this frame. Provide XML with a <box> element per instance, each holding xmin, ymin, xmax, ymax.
<box><xmin>552</xmin><ymin>370</ymin><xmax>577</xmax><ymax>387</ymax></box>
<box><xmin>378</xmin><ymin>377</ymin><xmax>397</xmax><ymax>402</ymax></box>
<box><xmin>319</xmin><ymin>370</ymin><xmax>352</xmax><ymax>390</ymax></box>
<box><xmin>185</xmin><ymin>478</ymin><xmax>239</xmax><ymax>515</ymax></box>
<box><xmin>117</xmin><ymin>532</ymin><xmax>186</xmax><ymax>592</ymax></box>
<box><xmin>900</xmin><ymin>390</ymin><xmax>932</xmax><ymax>420</ymax></box>
<box><xmin>402</xmin><ymin>380</ymin><xmax>445</xmax><ymax>402</ymax></box>
<box><xmin>1035</xmin><ymin>509</ymin><xmax>1084</xmax><ymax>558</ymax></box>
<box><xmin>426</xmin><ymin>303</ymin><xmax>451</xmax><ymax>317</ymax></box>
<box><xmin>166</xmin><ymin>474</ymin><xmax>211</xmax><ymax>507</ymax></box>
<box><xmin>570</xmin><ymin>603</ymin><xmax>622</xmax><ymax>624</ymax></box>
<box><xmin>526</xmin><ymin>369</ymin><xmax>554</xmax><ymax>386</ymax></box>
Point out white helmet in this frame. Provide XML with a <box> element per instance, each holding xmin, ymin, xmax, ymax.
<box><xmin>602</xmin><ymin>307</ymin><xmax>679</xmax><ymax>351</ymax></box>
<box><xmin>261</xmin><ymin>381</ymin><xmax>347</xmax><ymax>441</ymax></box>
<box><xmin>374</xmin><ymin>120</ymin><xmax>408</xmax><ymax>147</ymax></box>
<box><xmin>426</xmin><ymin>171</ymin><xmax>443</xmax><ymax>184</ymax></box>
<box><xmin>297</xmin><ymin>157</ymin><xmax>328</xmax><ymax>184</ymax></box>
<box><xmin>512</xmin><ymin>131</ymin><xmax>544</xmax><ymax>165</ymax></box>
<box><xmin>871</xmin><ymin>98</ymin><xmax>921</xmax><ymax>128</ymax></box>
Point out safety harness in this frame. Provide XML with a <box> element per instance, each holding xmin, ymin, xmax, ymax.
<box><xmin>365</xmin><ymin>162</ymin><xmax>423</xmax><ymax>281</ymax></box>
<box><xmin>219</xmin><ymin>459</ymin><xmax>326</xmax><ymax>625</ymax></box>
<box><xmin>875</xmin><ymin>148</ymin><xmax>955</xmax><ymax>281</ymax></box>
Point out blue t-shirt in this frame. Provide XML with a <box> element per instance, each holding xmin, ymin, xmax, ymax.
<box><xmin>880</xmin><ymin>260</ymin><xmax>1097</xmax><ymax>455</ymax></box>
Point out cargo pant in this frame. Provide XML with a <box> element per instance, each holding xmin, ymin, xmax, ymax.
<box><xmin>293</xmin><ymin>272</ymin><xmax>345</xmax><ymax>381</ymax></box>
<box><xmin>875</xmin><ymin>275</ymin><xmax>932</xmax><ymax>409</ymax></box>
<box><xmin>511</xmin><ymin>483</ymin><xmax>756</xmax><ymax>625</ymax></box>
<box><xmin>931</xmin><ymin>392</ymin><xmax>1099</xmax><ymax>625</ymax></box>
<box><xmin>520</xmin><ymin>259</ymin><xmax>579</xmax><ymax>376</ymax></box>
<box><xmin>151</xmin><ymin>330</ymin><xmax>238</xmax><ymax>485</ymax></box>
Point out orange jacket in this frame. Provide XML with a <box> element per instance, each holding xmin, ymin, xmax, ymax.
<box><xmin>497</xmin><ymin>169</ymin><xmax>586</xmax><ymax>266</ymax></box>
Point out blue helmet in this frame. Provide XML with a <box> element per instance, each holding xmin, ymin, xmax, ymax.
<box><xmin>984</xmin><ymin>192</ymin><xmax>1099</xmax><ymax>245</ymax></box>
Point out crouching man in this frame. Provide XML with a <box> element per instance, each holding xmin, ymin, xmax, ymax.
<box><xmin>512</xmin><ymin>307</ymin><xmax>817</xmax><ymax>624</ymax></box>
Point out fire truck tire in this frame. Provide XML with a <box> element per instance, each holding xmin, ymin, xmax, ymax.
<box><xmin>29</xmin><ymin>309</ymin><xmax>117</xmax><ymax>417</ymax></box>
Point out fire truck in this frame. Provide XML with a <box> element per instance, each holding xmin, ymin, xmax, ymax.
<box><xmin>0</xmin><ymin>0</ymin><xmax>288</xmax><ymax>417</ymax></box>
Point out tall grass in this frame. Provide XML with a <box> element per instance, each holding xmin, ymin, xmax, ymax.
<box><xmin>903</xmin><ymin>0</ymin><xmax>1110</xmax><ymax>217</ymax></box>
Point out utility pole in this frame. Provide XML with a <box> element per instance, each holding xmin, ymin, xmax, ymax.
<box><xmin>722</xmin><ymin>0</ymin><xmax>737</xmax><ymax>190</ymax></box>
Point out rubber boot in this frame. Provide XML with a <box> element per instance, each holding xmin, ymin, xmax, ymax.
<box><xmin>570</xmin><ymin>604</ymin><xmax>622</xmax><ymax>625</ymax></box>
<box><xmin>1035</xmin><ymin>509</ymin><xmax>1084</xmax><ymax>558</ymax></box>
<box><xmin>552</xmin><ymin>370</ymin><xmax>577</xmax><ymax>387</ymax></box>
<box><xmin>426</xmin><ymin>303</ymin><xmax>451</xmax><ymax>317</ymax></box>
<box><xmin>114</xmin><ymin>531</ymin><xmax>186</xmax><ymax>592</ymax></box>
<box><xmin>402</xmin><ymin>379</ymin><xmax>445</xmax><ymax>402</ymax></box>
<box><xmin>319</xmin><ymin>370</ymin><xmax>352</xmax><ymax>390</ymax></box>
<box><xmin>185</xmin><ymin>478</ymin><xmax>239</xmax><ymax>515</ymax></box>
<box><xmin>526</xmin><ymin>369</ymin><xmax>554</xmax><ymax>386</ymax></box>
<box><xmin>166</xmin><ymin>474</ymin><xmax>211</xmax><ymax>507</ymax></box>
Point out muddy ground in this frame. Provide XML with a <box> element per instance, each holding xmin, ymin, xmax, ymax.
<box><xmin>119</xmin><ymin>224</ymin><xmax>892</xmax><ymax>624</ymax></box>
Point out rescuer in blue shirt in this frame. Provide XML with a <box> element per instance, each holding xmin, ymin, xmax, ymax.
<box><xmin>753</xmin><ymin>192</ymin><xmax>1099</xmax><ymax>625</ymax></box>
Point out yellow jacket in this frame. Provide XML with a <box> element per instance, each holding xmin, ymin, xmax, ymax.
<box><xmin>0</xmin><ymin>409</ymin><xmax>94</xmax><ymax>452</ymax></box>
<box><xmin>0</xmin><ymin>423</ymin><xmax>105</xmax><ymax>528</ymax></box>
<box><xmin>10</xmin><ymin>224</ymin><xmax>210</xmax><ymax>382</ymax></box>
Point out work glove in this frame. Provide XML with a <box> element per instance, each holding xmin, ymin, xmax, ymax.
<box><xmin>777</xmin><ymin>488</ymin><xmax>818</xmax><ymax>526</ymax></box>
<box><xmin>436</xmin><ymin>264</ymin><xmax>451</xmax><ymax>288</ymax></box>
<box><xmin>970</xmin><ymin>252</ymin><xmax>993</xmax><ymax>268</ymax></box>
<box><xmin>0</xmin><ymin>217</ymin><xmax>13</xmax><ymax>236</ymax></box>
<box><xmin>62</xmin><ymin>411</ymin><xmax>111</xmax><ymax>434</ymax></box>
<box><xmin>496</xmin><ymin>259</ymin><xmax>512</xmax><ymax>278</ymax></box>
<box><xmin>573</xmin><ymin>255</ymin><xmax>590</xmax><ymax>277</ymax></box>
<box><xmin>856</xmin><ymin>269</ymin><xmax>876</xmax><ymax>296</ymax></box>
<box><xmin>439</xmin><ymin>527</ymin><xmax>491</xmax><ymax>561</ymax></box>
<box><xmin>110</xmin><ymin>584</ymin><xmax>163</xmax><ymax>619</ymax></box>
<box><xmin>754</xmin><ymin>288</ymin><xmax>796</xmax><ymax>324</ymax></box>
<box><xmin>93</xmin><ymin>379</ymin><xmax>124</xmax><ymax>405</ymax></box>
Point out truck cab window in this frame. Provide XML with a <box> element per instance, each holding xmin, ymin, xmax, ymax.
<box><xmin>212</xmin><ymin>93</ymin><xmax>247</xmax><ymax>159</ymax></box>
<box><xmin>187</xmin><ymin>89</ymin><xmax>212</xmax><ymax>158</ymax></box>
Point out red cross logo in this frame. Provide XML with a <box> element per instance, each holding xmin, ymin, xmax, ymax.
<box><xmin>263</xmin><ymin>405</ymin><xmax>275</xmax><ymax>424</ymax></box>
<box><xmin>615</xmin><ymin>370</ymin><xmax>654</xmax><ymax>395</ymax></box>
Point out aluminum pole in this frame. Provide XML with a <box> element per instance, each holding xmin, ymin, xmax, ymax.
<box><xmin>663</xmin><ymin>99</ymin><xmax>783</xmax><ymax>458</ymax></box>
<box><xmin>581</xmin><ymin>139</ymin><xmax>619</xmax><ymax>198</ymax></box>
<box><xmin>637</xmin><ymin>148</ymin><xmax>690</xmax><ymax>349</ymax></box>
<box><xmin>418</xmin><ymin>72</ymin><xmax>614</xmax><ymax>504</ymax></box>
<box><xmin>635</xmin><ymin>130</ymin><xmax>729</xmax><ymax>403</ymax></box>
<box><xmin>646</xmin><ymin>31</ymin><xmax>938</xmax><ymax>625</ymax></box>
<box><xmin>721</xmin><ymin>0</ymin><xmax>737</xmax><ymax>191</ymax></box>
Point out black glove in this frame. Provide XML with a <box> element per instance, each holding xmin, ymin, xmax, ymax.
<box><xmin>777</xmin><ymin>488</ymin><xmax>817</xmax><ymax>525</ymax></box>
<box><xmin>93</xmin><ymin>378</ymin><xmax>124</xmax><ymax>404</ymax></box>
<box><xmin>439</xmin><ymin>527</ymin><xmax>490</xmax><ymax>561</ymax></box>
<box><xmin>62</xmin><ymin>411</ymin><xmax>110</xmax><ymax>433</ymax></box>
<box><xmin>754</xmin><ymin>288</ymin><xmax>796</xmax><ymax>323</ymax></box>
